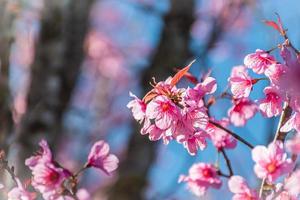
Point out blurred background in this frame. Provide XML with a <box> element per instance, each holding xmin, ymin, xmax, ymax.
<box><xmin>0</xmin><ymin>0</ymin><xmax>300</xmax><ymax>199</ymax></box>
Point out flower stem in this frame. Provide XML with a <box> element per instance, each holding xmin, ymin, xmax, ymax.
<box><xmin>220</xmin><ymin>148</ymin><xmax>233</xmax><ymax>177</ymax></box>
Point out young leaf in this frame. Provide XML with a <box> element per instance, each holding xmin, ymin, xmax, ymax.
<box><xmin>143</xmin><ymin>91</ymin><xmax>158</xmax><ymax>103</ymax></box>
<box><xmin>170</xmin><ymin>60</ymin><xmax>196</xmax><ymax>86</ymax></box>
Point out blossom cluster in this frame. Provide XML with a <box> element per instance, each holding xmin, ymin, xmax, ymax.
<box><xmin>127</xmin><ymin>16</ymin><xmax>300</xmax><ymax>199</ymax></box>
<box><xmin>0</xmin><ymin>140</ymin><xmax>119</xmax><ymax>200</ymax></box>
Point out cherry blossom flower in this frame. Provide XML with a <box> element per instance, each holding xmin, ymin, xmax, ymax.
<box><xmin>228</xmin><ymin>98</ymin><xmax>257</xmax><ymax>127</ymax></box>
<box><xmin>244</xmin><ymin>49</ymin><xmax>276</xmax><ymax>74</ymax></box>
<box><xmin>285</xmin><ymin>134</ymin><xmax>300</xmax><ymax>154</ymax></box>
<box><xmin>87</xmin><ymin>140</ymin><xmax>119</xmax><ymax>175</ymax></box>
<box><xmin>228</xmin><ymin>66</ymin><xmax>255</xmax><ymax>98</ymax></box>
<box><xmin>259</xmin><ymin>86</ymin><xmax>283</xmax><ymax>117</ymax></box>
<box><xmin>281</xmin><ymin>112</ymin><xmax>300</xmax><ymax>133</ymax></box>
<box><xmin>25</xmin><ymin>139</ymin><xmax>52</xmax><ymax>169</ymax></box>
<box><xmin>206</xmin><ymin>118</ymin><xmax>237</xmax><ymax>150</ymax></box>
<box><xmin>252</xmin><ymin>141</ymin><xmax>293</xmax><ymax>182</ymax></box>
<box><xmin>25</xmin><ymin>140</ymin><xmax>71</xmax><ymax>200</ymax></box>
<box><xmin>179</xmin><ymin>163</ymin><xmax>222</xmax><ymax>196</ymax></box>
<box><xmin>7</xmin><ymin>178</ymin><xmax>36</xmax><ymax>200</ymax></box>
<box><xmin>228</xmin><ymin>175</ymin><xmax>259</xmax><ymax>200</ymax></box>
<box><xmin>177</xmin><ymin>130</ymin><xmax>209</xmax><ymax>155</ymax></box>
<box><xmin>127</xmin><ymin>92</ymin><xmax>147</xmax><ymax>123</ymax></box>
<box><xmin>265</xmin><ymin>63</ymin><xmax>287</xmax><ymax>85</ymax></box>
<box><xmin>146</xmin><ymin>95</ymin><xmax>179</xmax><ymax>130</ymax></box>
<box><xmin>0</xmin><ymin>183</ymin><xmax>3</xmax><ymax>190</ymax></box>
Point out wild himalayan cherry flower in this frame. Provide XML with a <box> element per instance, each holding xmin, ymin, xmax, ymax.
<box><xmin>0</xmin><ymin>183</ymin><xmax>3</xmax><ymax>189</ymax></box>
<box><xmin>7</xmin><ymin>179</ymin><xmax>36</xmax><ymax>200</ymax></box>
<box><xmin>252</xmin><ymin>141</ymin><xmax>293</xmax><ymax>182</ymax></box>
<box><xmin>206</xmin><ymin>118</ymin><xmax>237</xmax><ymax>150</ymax></box>
<box><xmin>25</xmin><ymin>140</ymin><xmax>71</xmax><ymax>200</ymax></box>
<box><xmin>284</xmin><ymin>169</ymin><xmax>300</xmax><ymax>198</ymax></box>
<box><xmin>265</xmin><ymin>183</ymin><xmax>297</xmax><ymax>200</ymax></box>
<box><xmin>228</xmin><ymin>98</ymin><xmax>257</xmax><ymax>127</ymax></box>
<box><xmin>87</xmin><ymin>140</ymin><xmax>119</xmax><ymax>175</ymax></box>
<box><xmin>146</xmin><ymin>95</ymin><xmax>179</xmax><ymax>130</ymax></box>
<box><xmin>259</xmin><ymin>86</ymin><xmax>283</xmax><ymax>117</ymax></box>
<box><xmin>61</xmin><ymin>189</ymin><xmax>91</xmax><ymax>200</ymax></box>
<box><xmin>281</xmin><ymin>112</ymin><xmax>300</xmax><ymax>133</ymax></box>
<box><xmin>179</xmin><ymin>163</ymin><xmax>221</xmax><ymax>197</ymax></box>
<box><xmin>285</xmin><ymin>134</ymin><xmax>300</xmax><ymax>154</ymax></box>
<box><xmin>127</xmin><ymin>92</ymin><xmax>147</xmax><ymax>123</ymax></box>
<box><xmin>228</xmin><ymin>66</ymin><xmax>255</xmax><ymax>98</ymax></box>
<box><xmin>228</xmin><ymin>176</ymin><xmax>259</xmax><ymax>200</ymax></box>
<box><xmin>244</xmin><ymin>49</ymin><xmax>276</xmax><ymax>74</ymax></box>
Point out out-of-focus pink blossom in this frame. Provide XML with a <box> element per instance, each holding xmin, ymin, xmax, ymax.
<box><xmin>179</xmin><ymin>163</ymin><xmax>222</xmax><ymax>196</ymax></box>
<box><xmin>76</xmin><ymin>188</ymin><xmax>91</xmax><ymax>200</ymax></box>
<box><xmin>146</xmin><ymin>95</ymin><xmax>179</xmax><ymax>130</ymax></box>
<box><xmin>7</xmin><ymin>179</ymin><xmax>36</xmax><ymax>200</ymax></box>
<box><xmin>87</xmin><ymin>140</ymin><xmax>119</xmax><ymax>175</ymax></box>
<box><xmin>228</xmin><ymin>98</ymin><xmax>257</xmax><ymax>127</ymax></box>
<box><xmin>206</xmin><ymin>118</ymin><xmax>237</xmax><ymax>150</ymax></box>
<box><xmin>284</xmin><ymin>169</ymin><xmax>300</xmax><ymax>198</ymax></box>
<box><xmin>127</xmin><ymin>92</ymin><xmax>147</xmax><ymax>123</ymax></box>
<box><xmin>259</xmin><ymin>86</ymin><xmax>283</xmax><ymax>117</ymax></box>
<box><xmin>285</xmin><ymin>134</ymin><xmax>300</xmax><ymax>154</ymax></box>
<box><xmin>244</xmin><ymin>49</ymin><xmax>276</xmax><ymax>74</ymax></box>
<box><xmin>252</xmin><ymin>141</ymin><xmax>293</xmax><ymax>182</ymax></box>
<box><xmin>228</xmin><ymin>66</ymin><xmax>255</xmax><ymax>98</ymax></box>
<box><xmin>228</xmin><ymin>175</ymin><xmax>259</xmax><ymax>200</ymax></box>
<box><xmin>0</xmin><ymin>183</ymin><xmax>3</xmax><ymax>190</ymax></box>
<box><xmin>281</xmin><ymin>112</ymin><xmax>300</xmax><ymax>133</ymax></box>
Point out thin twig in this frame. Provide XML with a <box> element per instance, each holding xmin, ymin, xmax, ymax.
<box><xmin>220</xmin><ymin>148</ymin><xmax>233</xmax><ymax>177</ymax></box>
<box><xmin>209</xmin><ymin>120</ymin><xmax>254</xmax><ymax>149</ymax></box>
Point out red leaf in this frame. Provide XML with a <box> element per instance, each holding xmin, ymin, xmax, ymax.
<box><xmin>170</xmin><ymin>60</ymin><xmax>195</xmax><ymax>86</ymax></box>
<box><xmin>263</xmin><ymin>20</ymin><xmax>281</xmax><ymax>32</ymax></box>
<box><xmin>174</xmin><ymin>68</ymin><xmax>198</xmax><ymax>84</ymax></box>
<box><xmin>142</xmin><ymin>91</ymin><xmax>158</xmax><ymax>103</ymax></box>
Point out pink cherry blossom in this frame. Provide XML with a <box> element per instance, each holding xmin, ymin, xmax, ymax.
<box><xmin>30</xmin><ymin>162</ymin><xmax>70</xmax><ymax>200</ymax></box>
<box><xmin>265</xmin><ymin>63</ymin><xmax>287</xmax><ymax>85</ymax></box>
<box><xmin>87</xmin><ymin>140</ymin><xmax>119</xmax><ymax>175</ymax></box>
<box><xmin>146</xmin><ymin>95</ymin><xmax>179</xmax><ymax>130</ymax></box>
<box><xmin>285</xmin><ymin>134</ymin><xmax>300</xmax><ymax>154</ymax></box>
<box><xmin>229</xmin><ymin>66</ymin><xmax>255</xmax><ymax>98</ymax></box>
<box><xmin>25</xmin><ymin>139</ymin><xmax>52</xmax><ymax>169</ymax></box>
<box><xmin>0</xmin><ymin>183</ymin><xmax>3</xmax><ymax>190</ymax></box>
<box><xmin>259</xmin><ymin>86</ymin><xmax>283</xmax><ymax>117</ymax></box>
<box><xmin>244</xmin><ymin>49</ymin><xmax>276</xmax><ymax>74</ymax></box>
<box><xmin>127</xmin><ymin>92</ymin><xmax>147</xmax><ymax>123</ymax></box>
<box><xmin>252</xmin><ymin>141</ymin><xmax>293</xmax><ymax>182</ymax></box>
<box><xmin>7</xmin><ymin>178</ymin><xmax>36</xmax><ymax>200</ymax></box>
<box><xmin>228</xmin><ymin>98</ymin><xmax>257</xmax><ymax>127</ymax></box>
<box><xmin>179</xmin><ymin>163</ymin><xmax>222</xmax><ymax>196</ymax></box>
<box><xmin>228</xmin><ymin>175</ymin><xmax>259</xmax><ymax>200</ymax></box>
<box><xmin>177</xmin><ymin>130</ymin><xmax>209</xmax><ymax>155</ymax></box>
<box><xmin>206</xmin><ymin>118</ymin><xmax>237</xmax><ymax>150</ymax></box>
<box><xmin>281</xmin><ymin>112</ymin><xmax>300</xmax><ymax>133</ymax></box>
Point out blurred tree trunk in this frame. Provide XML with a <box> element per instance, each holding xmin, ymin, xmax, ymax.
<box><xmin>0</xmin><ymin>0</ymin><xmax>15</xmax><ymax>152</ymax></box>
<box><xmin>10</xmin><ymin>0</ymin><xmax>94</xmax><ymax>176</ymax></box>
<box><xmin>108</xmin><ymin>0</ymin><xmax>195</xmax><ymax>199</ymax></box>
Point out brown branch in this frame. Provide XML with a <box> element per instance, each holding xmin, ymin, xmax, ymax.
<box><xmin>209</xmin><ymin>120</ymin><xmax>254</xmax><ymax>149</ymax></box>
<box><xmin>220</xmin><ymin>148</ymin><xmax>233</xmax><ymax>177</ymax></box>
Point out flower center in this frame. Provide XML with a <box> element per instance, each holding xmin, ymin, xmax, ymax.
<box><xmin>161</xmin><ymin>102</ymin><xmax>170</xmax><ymax>112</ymax></box>
<box><xmin>202</xmin><ymin>168</ymin><xmax>213</xmax><ymax>178</ymax></box>
<box><xmin>47</xmin><ymin>170</ymin><xmax>59</xmax><ymax>184</ymax></box>
<box><xmin>266</xmin><ymin>162</ymin><xmax>277</xmax><ymax>173</ymax></box>
<box><xmin>266</xmin><ymin>92</ymin><xmax>279</xmax><ymax>101</ymax></box>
